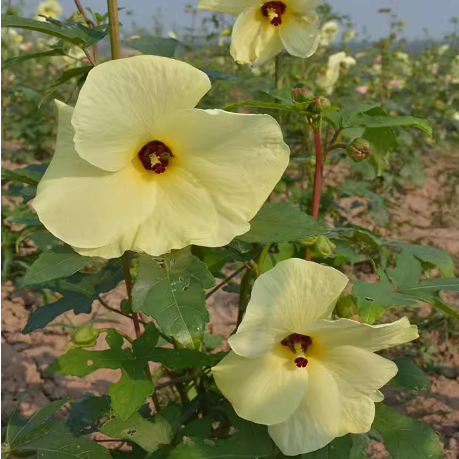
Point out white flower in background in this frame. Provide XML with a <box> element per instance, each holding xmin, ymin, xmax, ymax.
<box><xmin>198</xmin><ymin>0</ymin><xmax>321</xmax><ymax>67</ymax></box>
<box><xmin>213</xmin><ymin>259</ymin><xmax>418</xmax><ymax>455</ymax></box>
<box><xmin>452</xmin><ymin>112</ymin><xmax>459</xmax><ymax>122</ymax></box>
<box><xmin>343</xmin><ymin>30</ymin><xmax>357</xmax><ymax>42</ymax></box>
<box><xmin>451</xmin><ymin>55</ymin><xmax>459</xmax><ymax>84</ymax></box>
<box><xmin>438</xmin><ymin>44</ymin><xmax>450</xmax><ymax>56</ymax></box>
<box><xmin>316</xmin><ymin>51</ymin><xmax>356</xmax><ymax>94</ymax></box>
<box><xmin>36</xmin><ymin>0</ymin><xmax>62</xmax><ymax>21</ymax></box>
<box><xmin>320</xmin><ymin>20</ymin><xmax>339</xmax><ymax>47</ymax></box>
<box><xmin>168</xmin><ymin>30</ymin><xmax>178</xmax><ymax>40</ymax></box>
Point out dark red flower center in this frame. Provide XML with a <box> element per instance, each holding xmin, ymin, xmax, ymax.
<box><xmin>261</xmin><ymin>1</ymin><xmax>287</xmax><ymax>26</ymax></box>
<box><xmin>294</xmin><ymin>357</ymin><xmax>308</xmax><ymax>368</ymax></box>
<box><xmin>281</xmin><ymin>333</ymin><xmax>312</xmax><ymax>353</ymax></box>
<box><xmin>138</xmin><ymin>141</ymin><xmax>173</xmax><ymax>174</ymax></box>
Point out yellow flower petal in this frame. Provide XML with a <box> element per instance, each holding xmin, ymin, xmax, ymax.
<box><xmin>230</xmin><ymin>6</ymin><xmax>284</xmax><ymax>66</ymax></box>
<box><xmin>198</xmin><ymin>0</ymin><xmax>256</xmax><ymax>15</ymax></box>
<box><xmin>268</xmin><ymin>358</ymin><xmax>341</xmax><ymax>455</ymax></box>
<box><xmin>33</xmin><ymin>101</ymin><xmax>157</xmax><ymax>250</ymax></box>
<box><xmin>212</xmin><ymin>349</ymin><xmax>308</xmax><ymax>425</ymax></box>
<box><xmin>229</xmin><ymin>259</ymin><xmax>349</xmax><ymax>358</ymax></box>
<box><xmin>314</xmin><ymin>346</ymin><xmax>398</xmax><ymax>437</ymax></box>
<box><xmin>287</xmin><ymin>0</ymin><xmax>322</xmax><ymax>15</ymax></box>
<box><xmin>279</xmin><ymin>13</ymin><xmax>320</xmax><ymax>58</ymax></box>
<box><xmin>72</xmin><ymin>56</ymin><xmax>211</xmax><ymax>172</ymax></box>
<box><xmin>304</xmin><ymin>317</ymin><xmax>419</xmax><ymax>351</ymax></box>
<box><xmin>152</xmin><ymin>108</ymin><xmax>290</xmax><ymax>248</ymax></box>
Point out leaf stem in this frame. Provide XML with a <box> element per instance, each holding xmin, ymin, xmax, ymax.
<box><xmin>107</xmin><ymin>0</ymin><xmax>121</xmax><ymax>60</ymax></box>
<box><xmin>73</xmin><ymin>0</ymin><xmax>97</xmax><ymax>64</ymax></box>
<box><xmin>205</xmin><ymin>265</ymin><xmax>246</xmax><ymax>299</ymax></box>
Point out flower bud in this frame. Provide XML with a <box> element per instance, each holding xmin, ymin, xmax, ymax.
<box><xmin>300</xmin><ymin>236</ymin><xmax>318</xmax><ymax>247</ymax></box>
<box><xmin>65</xmin><ymin>326</ymin><xmax>101</xmax><ymax>349</ymax></box>
<box><xmin>292</xmin><ymin>87</ymin><xmax>314</xmax><ymax>104</ymax></box>
<box><xmin>346</xmin><ymin>138</ymin><xmax>372</xmax><ymax>162</ymax></box>
<box><xmin>308</xmin><ymin>96</ymin><xmax>331</xmax><ymax>113</ymax></box>
<box><xmin>335</xmin><ymin>293</ymin><xmax>358</xmax><ymax>318</ymax></box>
<box><xmin>307</xmin><ymin>235</ymin><xmax>336</xmax><ymax>259</ymax></box>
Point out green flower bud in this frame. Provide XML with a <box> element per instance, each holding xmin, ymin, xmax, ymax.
<box><xmin>308</xmin><ymin>96</ymin><xmax>331</xmax><ymax>113</ymax></box>
<box><xmin>65</xmin><ymin>326</ymin><xmax>101</xmax><ymax>349</ymax></box>
<box><xmin>300</xmin><ymin>236</ymin><xmax>318</xmax><ymax>247</ymax></box>
<box><xmin>335</xmin><ymin>293</ymin><xmax>358</xmax><ymax>318</ymax></box>
<box><xmin>346</xmin><ymin>138</ymin><xmax>372</xmax><ymax>162</ymax></box>
<box><xmin>292</xmin><ymin>87</ymin><xmax>314</xmax><ymax>104</ymax></box>
<box><xmin>307</xmin><ymin>235</ymin><xmax>336</xmax><ymax>259</ymax></box>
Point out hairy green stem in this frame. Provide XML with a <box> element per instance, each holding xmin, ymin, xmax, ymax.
<box><xmin>107</xmin><ymin>0</ymin><xmax>121</xmax><ymax>60</ymax></box>
<box><xmin>275</xmin><ymin>53</ymin><xmax>283</xmax><ymax>89</ymax></box>
<box><xmin>256</xmin><ymin>245</ymin><xmax>270</xmax><ymax>277</ymax></box>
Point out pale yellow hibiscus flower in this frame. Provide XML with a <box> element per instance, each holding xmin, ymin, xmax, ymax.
<box><xmin>198</xmin><ymin>0</ymin><xmax>321</xmax><ymax>66</ymax></box>
<box><xmin>36</xmin><ymin>0</ymin><xmax>62</xmax><ymax>21</ymax></box>
<box><xmin>213</xmin><ymin>259</ymin><xmax>418</xmax><ymax>455</ymax></box>
<box><xmin>316</xmin><ymin>51</ymin><xmax>356</xmax><ymax>94</ymax></box>
<box><xmin>33</xmin><ymin>56</ymin><xmax>290</xmax><ymax>258</ymax></box>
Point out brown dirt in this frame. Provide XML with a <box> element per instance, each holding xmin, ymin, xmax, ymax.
<box><xmin>1</xmin><ymin>148</ymin><xmax>459</xmax><ymax>457</ymax></box>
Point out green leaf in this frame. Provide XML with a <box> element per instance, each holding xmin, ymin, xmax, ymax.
<box><xmin>180</xmin><ymin>417</ymin><xmax>213</xmax><ymax>439</ymax></box>
<box><xmin>123</xmin><ymin>36</ymin><xmax>180</xmax><ymax>57</ymax></box>
<box><xmin>324</xmin><ymin>104</ymin><xmax>378</xmax><ymax>128</ymax></box>
<box><xmin>1</xmin><ymin>166</ymin><xmax>42</xmax><ymax>186</ymax></box>
<box><xmin>1</xmin><ymin>15</ymin><xmax>107</xmax><ymax>47</ymax></box>
<box><xmin>386</xmin><ymin>251</ymin><xmax>423</xmax><ymax>287</ymax></box>
<box><xmin>388</xmin><ymin>243</ymin><xmax>455</xmax><ymax>278</ymax></box>
<box><xmin>364</xmin><ymin>125</ymin><xmax>398</xmax><ymax>176</ymax></box>
<box><xmin>132</xmin><ymin>248</ymin><xmax>214</xmax><ymax>349</ymax></box>
<box><xmin>48</xmin><ymin>329</ymin><xmax>153</xmax><ymax>420</ymax></box>
<box><xmin>391</xmin><ymin>358</ymin><xmax>431</xmax><ymax>391</ymax></box>
<box><xmin>22</xmin><ymin>291</ymin><xmax>93</xmax><ymax>333</ymax></box>
<box><xmin>238</xmin><ymin>203</ymin><xmax>329</xmax><ymax>243</ymax></box>
<box><xmin>352</xmin><ymin>272</ymin><xmax>415</xmax><ymax>324</ymax></box>
<box><xmin>2</xmin><ymin>48</ymin><xmax>65</xmax><ymax>70</ymax></box>
<box><xmin>6</xmin><ymin>398</ymin><xmax>71</xmax><ymax>448</ymax></box>
<box><xmin>299</xmin><ymin>434</ymin><xmax>353</xmax><ymax>458</ymax></box>
<box><xmin>349</xmin><ymin>114</ymin><xmax>432</xmax><ymax>137</ymax></box>
<box><xmin>100</xmin><ymin>408</ymin><xmax>179</xmax><ymax>453</ymax></box>
<box><xmin>372</xmin><ymin>403</ymin><xmax>443</xmax><ymax>459</ymax></box>
<box><xmin>14</xmin><ymin>422</ymin><xmax>111</xmax><ymax>458</ymax></box>
<box><xmin>21</xmin><ymin>245</ymin><xmax>93</xmax><ymax>287</ymax></box>
<box><xmin>399</xmin><ymin>278</ymin><xmax>459</xmax><ymax>295</ymax></box>
<box><xmin>66</xmin><ymin>394</ymin><xmax>111</xmax><ymax>435</ymax></box>
<box><xmin>168</xmin><ymin>423</ymin><xmax>274</xmax><ymax>458</ymax></box>
<box><xmin>40</xmin><ymin>65</ymin><xmax>92</xmax><ymax>106</ymax></box>
<box><xmin>223</xmin><ymin>100</ymin><xmax>298</xmax><ymax>113</ymax></box>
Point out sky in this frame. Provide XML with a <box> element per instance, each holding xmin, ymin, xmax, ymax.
<box><xmin>25</xmin><ymin>0</ymin><xmax>459</xmax><ymax>40</ymax></box>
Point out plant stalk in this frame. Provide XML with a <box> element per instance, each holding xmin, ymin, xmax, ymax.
<box><xmin>121</xmin><ymin>253</ymin><xmax>141</xmax><ymax>338</ymax></box>
<box><xmin>107</xmin><ymin>0</ymin><xmax>121</xmax><ymax>60</ymax></box>
<box><xmin>275</xmin><ymin>53</ymin><xmax>283</xmax><ymax>89</ymax></box>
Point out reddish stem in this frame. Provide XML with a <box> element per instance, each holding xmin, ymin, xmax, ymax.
<box><xmin>311</xmin><ymin>124</ymin><xmax>323</xmax><ymax>220</ymax></box>
<box><xmin>306</xmin><ymin>124</ymin><xmax>323</xmax><ymax>260</ymax></box>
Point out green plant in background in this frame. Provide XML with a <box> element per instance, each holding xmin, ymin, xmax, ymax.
<box><xmin>1</xmin><ymin>0</ymin><xmax>458</xmax><ymax>458</ymax></box>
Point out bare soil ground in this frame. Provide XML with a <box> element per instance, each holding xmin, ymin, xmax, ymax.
<box><xmin>1</xmin><ymin>148</ymin><xmax>459</xmax><ymax>457</ymax></box>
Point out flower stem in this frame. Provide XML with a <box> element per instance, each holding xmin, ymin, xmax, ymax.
<box><xmin>275</xmin><ymin>53</ymin><xmax>283</xmax><ymax>89</ymax></box>
<box><xmin>107</xmin><ymin>0</ymin><xmax>121</xmax><ymax>60</ymax></box>
<box><xmin>256</xmin><ymin>245</ymin><xmax>270</xmax><ymax>277</ymax></box>
<box><xmin>236</xmin><ymin>269</ymin><xmax>253</xmax><ymax>327</ymax></box>
<box><xmin>121</xmin><ymin>252</ymin><xmax>141</xmax><ymax>338</ymax></box>
<box><xmin>307</xmin><ymin>122</ymin><xmax>323</xmax><ymax>260</ymax></box>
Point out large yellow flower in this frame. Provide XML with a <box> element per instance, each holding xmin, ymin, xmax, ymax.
<box><xmin>33</xmin><ymin>56</ymin><xmax>290</xmax><ymax>258</ymax></box>
<box><xmin>212</xmin><ymin>259</ymin><xmax>418</xmax><ymax>455</ymax></box>
<box><xmin>36</xmin><ymin>0</ymin><xmax>62</xmax><ymax>21</ymax></box>
<box><xmin>198</xmin><ymin>0</ymin><xmax>321</xmax><ymax>66</ymax></box>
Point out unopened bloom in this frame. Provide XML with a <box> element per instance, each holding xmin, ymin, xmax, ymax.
<box><xmin>36</xmin><ymin>0</ymin><xmax>62</xmax><ymax>21</ymax></box>
<box><xmin>320</xmin><ymin>20</ymin><xmax>339</xmax><ymax>47</ymax></box>
<box><xmin>316</xmin><ymin>51</ymin><xmax>356</xmax><ymax>94</ymax></box>
<box><xmin>198</xmin><ymin>0</ymin><xmax>321</xmax><ymax>67</ymax></box>
<box><xmin>213</xmin><ymin>259</ymin><xmax>418</xmax><ymax>455</ymax></box>
<box><xmin>33</xmin><ymin>56</ymin><xmax>289</xmax><ymax>258</ymax></box>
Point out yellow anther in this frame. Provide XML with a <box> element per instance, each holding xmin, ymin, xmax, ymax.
<box><xmin>149</xmin><ymin>154</ymin><xmax>161</xmax><ymax>168</ymax></box>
